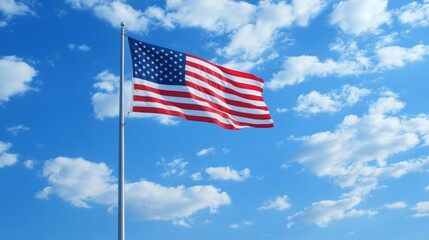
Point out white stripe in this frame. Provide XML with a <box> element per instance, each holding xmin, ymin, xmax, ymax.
<box><xmin>186</xmin><ymin>56</ymin><xmax>264</xmax><ymax>89</ymax></box>
<box><xmin>185</xmin><ymin>64</ymin><xmax>261</xmax><ymax>96</ymax></box>
<box><xmin>133</xmin><ymin>87</ymin><xmax>272</xmax><ymax>119</ymax></box>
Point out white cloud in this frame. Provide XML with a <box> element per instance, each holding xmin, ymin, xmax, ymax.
<box><xmin>190</xmin><ymin>172</ymin><xmax>202</xmax><ymax>181</ymax></box>
<box><xmin>91</xmin><ymin>70</ymin><xmax>126</xmax><ymax>119</ymax></box>
<box><xmin>396</xmin><ymin>0</ymin><xmax>429</xmax><ymax>27</ymax></box>
<box><xmin>0</xmin><ymin>141</ymin><xmax>18</xmax><ymax>168</ymax></box>
<box><xmin>291</xmin><ymin>0</ymin><xmax>326</xmax><ymax>26</ymax></box>
<box><xmin>0</xmin><ymin>55</ymin><xmax>37</xmax><ymax>102</ymax></box>
<box><xmin>6</xmin><ymin>124</ymin><xmax>30</xmax><ymax>135</ymax></box>
<box><xmin>197</xmin><ymin>147</ymin><xmax>215</xmax><ymax>156</ymax></box>
<box><xmin>330</xmin><ymin>0</ymin><xmax>391</xmax><ymax>35</ymax></box>
<box><xmin>267</xmin><ymin>55</ymin><xmax>366</xmax><ymax>89</ymax></box>
<box><xmin>258</xmin><ymin>195</ymin><xmax>291</xmax><ymax>211</ymax></box>
<box><xmin>68</xmin><ymin>43</ymin><xmax>91</xmax><ymax>52</ymax></box>
<box><xmin>35</xmin><ymin>157</ymin><xmax>116</xmax><ymax>208</ymax></box>
<box><xmin>163</xmin><ymin>0</ymin><xmax>256</xmax><ymax>33</ymax></box>
<box><xmin>411</xmin><ymin>201</ymin><xmax>429</xmax><ymax>217</ymax></box>
<box><xmin>276</xmin><ymin>108</ymin><xmax>289</xmax><ymax>113</ymax></box>
<box><xmin>66</xmin><ymin>0</ymin><xmax>324</xmax><ymax>67</ymax></box>
<box><xmin>267</xmin><ymin>40</ymin><xmax>429</xmax><ymax>90</ymax></box>
<box><xmin>159</xmin><ymin>0</ymin><xmax>324</xmax><ymax>62</ymax></box>
<box><xmin>91</xmin><ymin>69</ymin><xmax>179</xmax><ymax>125</ymax></box>
<box><xmin>384</xmin><ymin>201</ymin><xmax>407</xmax><ymax>209</ymax></box>
<box><xmin>37</xmin><ymin>157</ymin><xmax>231</xmax><ymax>224</ymax></box>
<box><xmin>127</xmin><ymin>181</ymin><xmax>231</xmax><ymax>221</ymax></box>
<box><xmin>173</xmin><ymin>218</ymin><xmax>192</xmax><ymax>228</ymax></box>
<box><xmin>288</xmin><ymin>196</ymin><xmax>376</xmax><ymax>227</ymax></box>
<box><xmin>0</xmin><ymin>0</ymin><xmax>34</xmax><ymax>19</ymax></box>
<box><xmin>229</xmin><ymin>220</ymin><xmax>253</xmax><ymax>229</ymax></box>
<box><xmin>93</xmin><ymin>1</ymin><xmax>149</xmax><ymax>33</ymax></box>
<box><xmin>219</xmin><ymin>0</ymin><xmax>325</xmax><ymax>61</ymax></box>
<box><xmin>294</xmin><ymin>85</ymin><xmax>370</xmax><ymax>115</ymax></box>
<box><xmin>66</xmin><ymin>1</ymin><xmax>149</xmax><ymax>33</ymax></box>
<box><xmin>158</xmin><ymin>157</ymin><xmax>188</xmax><ymax>178</ymax></box>
<box><xmin>383</xmin><ymin>156</ymin><xmax>429</xmax><ymax>178</ymax></box>
<box><xmin>65</xmin><ymin>0</ymin><xmax>103</xmax><ymax>9</ymax></box>
<box><xmin>376</xmin><ymin>44</ymin><xmax>429</xmax><ymax>69</ymax></box>
<box><xmin>23</xmin><ymin>159</ymin><xmax>35</xmax><ymax>169</ymax></box>
<box><xmin>292</xmin><ymin>94</ymin><xmax>426</xmax><ymax>182</ymax></box>
<box><xmin>205</xmin><ymin>166</ymin><xmax>250</xmax><ymax>181</ymax></box>
<box><xmin>287</xmin><ymin>92</ymin><xmax>429</xmax><ymax>226</ymax></box>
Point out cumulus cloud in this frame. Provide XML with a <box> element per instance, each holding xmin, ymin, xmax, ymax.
<box><xmin>258</xmin><ymin>195</ymin><xmax>291</xmax><ymax>211</ymax></box>
<box><xmin>36</xmin><ymin>157</ymin><xmax>231</xmax><ymax>224</ymax></box>
<box><xmin>218</xmin><ymin>0</ymin><xmax>325</xmax><ymax>61</ymax></box>
<box><xmin>411</xmin><ymin>201</ymin><xmax>429</xmax><ymax>218</ymax></box>
<box><xmin>65</xmin><ymin>0</ymin><xmax>103</xmax><ymax>9</ymax></box>
<box><xmin>294</xmin><ymin>85</ymin><xmax>370</xmax><ymax>115</ymax></box>
<box><xmin>268</xmin><ymin>40</ymin><xmax>429</xmax><ymax>89</ymax></box>
<box><xmin>190</xmin><ymin>172</ymin><xmax>202</xmax><ymax>181</ymax></box>
<box><xmin>288</xmin><ymin>196</ymin><xmax>376</xmax><ymax>227</ymax></box>
<box><xmin>23</xmin><ymin>159</ymin><xmax>35</xmax><ymax>169</ymax></box>
<box><xmin>384</xmin><ymin>201</ymin><xmax>407</xmax><ymax>209</ymax></box>
<box><xmin>376</xmin><ymin>44</ymin><xmax>429</xmax><ymax>69</ymax></box>
<box><xmin>91</xmin><ymin>69</ymin><xmax>126</xmax><ymax>119</ymax></box>
<box><xmin>268</xmin><ymin>54</ymin><xmax>368</xmax><ymax>89</ymax></box>
<box><xmin>292</xmin><ymin>93</ymin><xmax>429</xmax><ymax>181</ymax></box>
<box><xmin>66</xmin><ymin>0</ymin><xmax>149</xmax><ymax>33</ymax></box>
<box><xmin>330</xmin><ymin>0</ymin><xmax>391</xmax><ymax>35</ymax></box>
<box><xmin>287</xmin><ymin>92</ymin><xmax>429</xmax><ymax>226</ymax></box>
<box><xmin>0</xmin><ymin>141</ymin><xmax>18</xmax><ymax>168</ymax></box>
<box><xmin>205</xmin><ymin>166</ymin><xmax>250</xmax><ymax>181</ymax></box>
<box><xmin>396</xmin><ymin>0</ymin><xmax>429</xmax><ymax>27</ymax></box>
<box><xmin>0</xmin><ymin>55</ymin><xmax>37</xmax><ymax>102</ymax></box>
<box><xmin>35</xmin><ymin>157</ymin><xmax>116</xmax><ymax>207</ymax></box>
<box><xmin>163</xmin><ymin>0</ymin><xmax>256</xmax><ymax>33</ymax></box>
<box><xmin>126</xmin><ymin>181</ymin><xmax>231</xmax><ymax>221</ymax></box>
<box><xmin>197</xmin><ymin>147</ymin><xmax>215</xmax><ymax>156</ymax></box>
<box><xmin>0</xmin><ymin>0</ymin><xmax>34</xmax><ymax>26</ymax></box>
<box><xmin>66</xmin><ymin>0</ymin><xmax>325</xmax><ymax>66</ymax></box>
<box><xmin>93</xmin><ymin>1</ymin><xmax>149</xmax><ymax>32</ymax></box>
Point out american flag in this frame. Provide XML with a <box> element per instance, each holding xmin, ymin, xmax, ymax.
<box><xmin>128</xmin><ymin>37</ymin><xmax>274</xmax><ymax>130</ymax></box>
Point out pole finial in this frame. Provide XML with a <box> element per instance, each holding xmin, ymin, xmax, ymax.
<box><xmin>121</xmin><ymin>22</ymin><xmax>125</xmax><ymax>27</ymax></box>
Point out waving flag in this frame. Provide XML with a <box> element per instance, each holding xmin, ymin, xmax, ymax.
<box><xmin>128</xmin><ymin>37</ymin><xmax>274</xmax><ymax>130</ymax></box>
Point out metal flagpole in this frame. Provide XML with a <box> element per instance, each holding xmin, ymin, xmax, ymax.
<box><xmin>118</xmin><ymin>22</ymin><xmax>125</xmax><ymax>240</ymax></box>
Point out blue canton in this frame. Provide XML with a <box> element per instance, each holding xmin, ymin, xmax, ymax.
<box><xmin>128</xmin><ymin>37</ymin><xmax>186</xmax><ymax>86</ymax></box>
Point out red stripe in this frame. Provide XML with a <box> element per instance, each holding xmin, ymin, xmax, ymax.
<box><xmin>134</xmin><ymin>83</ymin><xmax>269</xmax><ymax>111</ymax></box>
<box><xmin>186</xmin><ymin>60</ymin><xmax>263</xmax><ymax>92</ymax></box>
<box><xmin>185</xmin><ymin>70</ymin><xmax>263</xmax><ymax>101</ymax></box>
<box><xmin>187</xmin><ymin>54</ymin><xmax>264</xmax><ymax>83</ymax></box>
<box><xmin>133</xmin><ymin>106</ymin><xmax>274</xmax><ymax>130</ymax></box>
<box><xmin>134</xmin><ymin>94</ymin><xmax>272</xmax><ymax>120</ymax></box>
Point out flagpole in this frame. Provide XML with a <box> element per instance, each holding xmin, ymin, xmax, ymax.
<box><xmin>118</xmin><ymin>22</ymin><xmax>125</xmax><ymax>240</ymax></box>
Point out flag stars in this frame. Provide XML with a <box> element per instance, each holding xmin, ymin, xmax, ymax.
<box><xmin>131</xmin><ymin>40</ymin><xmax>186</xmax><ymax>86</ymax></box>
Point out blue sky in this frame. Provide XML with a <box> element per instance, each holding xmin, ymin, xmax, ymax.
<box><xmin>1</xmin><ymin>0</ymin><xmax>429</xmax><ymax>239</ymax></box>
